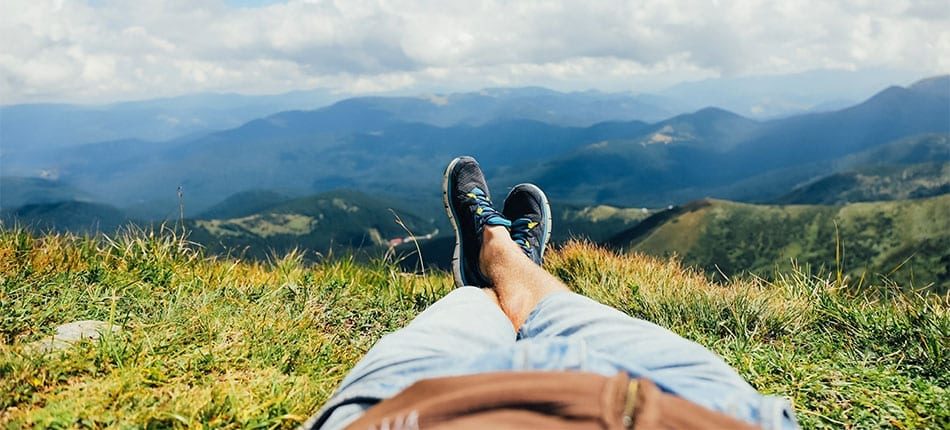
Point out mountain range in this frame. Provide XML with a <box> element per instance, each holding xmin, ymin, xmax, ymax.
<box><xmin>658</xmin><ymin>68</ymin><xmax>923</xmax><ymax>118</ymax></box>
<box><xmin>0</xmin><ymin>89</ymin><xmax>338</xmax><ymax>155</ymax></box>
<box><xmin>1</xmin><ymin>74</ymin><xmax>947</xmax><ymax>289</ymax></box>
<box><xmin>5</xmin><ymin>75</ymin><xmax>945</xmax><ymax>216</ymax></box>
<box><xmin>518</xmin><ymin>77</ymin><xmax>949</xmax><ymax>205</ymax></box>
<box><xmin>5</xmin><ymin>68</ymin><xmax>909</xmax><ymax>158</ymax></box>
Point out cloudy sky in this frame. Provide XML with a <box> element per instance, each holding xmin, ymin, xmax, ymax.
<box><xmin>2</xmin><ymin>0</ymin><xmax>948</xmax><ymax>104</ymax></box>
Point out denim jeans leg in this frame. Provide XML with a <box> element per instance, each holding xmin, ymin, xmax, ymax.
<box><xmin>517</xmin><ymin>291</ymin><xmax>798</xmax><ymax>430</ymax></box>
<box><xmin>313</xmin><ymin>286</ymin><xmax>516</xmax><ymax>429</ymax></box>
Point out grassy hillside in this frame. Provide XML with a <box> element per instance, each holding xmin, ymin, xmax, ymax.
<box><xmin>0</xmin><ymin>228</ymin><xmax>947</xmax><ymax>428</ymax></box>
<box><xmin>186</xmin><ymin>190</ymin><xmax>437</xmax><ymax>259</ymax></box>
<box><xmin>0</xmin><ymin>188</ymin><xmax>653</xmax><ymax>270</ymax></box>
<box><xmin>184</xmin><ymin>191</ymin><xmax>654</xmax><ymax>268</ymax></box>
<box><xmin>196</xmin><ymin>190</ymin><xmax>295</xmax><ymax>220</ymax></box>
<box><xmin>778</xmin><ymin>162</ymin><xmax>949</xmax><ymax>204</ymax></box>
<box><xmin>552</xmin><ymin>202</ymin><xmax>653</xmax><ymax>243</ymax></box>
<box><xmin>1</xmin><ymin>201</ymin><xmax>132</xmax><ymax>235</ymax></box>
<box><xmin>612</xmin><ymin>195</ymin><xmax>950</xmax><ymax>291</ymax></box>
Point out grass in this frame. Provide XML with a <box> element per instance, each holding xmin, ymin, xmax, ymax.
<box><xmin>0</xmin><ymin>227</ymin><xmax>947</xmax><ymax>429</ymax></box>
<box><xmin>628</xmin><ymin>194</ymin><xmax>950</xmax><ymax>291</ymax></box>
<box><xmin>195</xmin><ymin>214</ymin><xmax>316</xmax><ymax>238</ymax></box>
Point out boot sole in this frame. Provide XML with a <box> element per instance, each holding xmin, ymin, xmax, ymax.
<box><xmin>442</xmin><ymin>157</ymin><xmax>467</xmax><ymax>288</ymax></box>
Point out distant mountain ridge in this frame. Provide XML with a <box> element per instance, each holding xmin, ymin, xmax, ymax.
<box><xmin>658</xmin><ymin>68</ymin><xmax>926</xmax><ymax>118</ymax></box>
<box><xmin>0</xmin><ymin>177</ymin><xmax>94</xmax><ymax>210</ymax></box>
<box><xmin>520</xmin><ymin>77</ymin><xmax>949</xmax><ymax>205</ymax></box>
<box><xmin>778</xmin><ymin>162</ymin><xmax>949</xmax><ymax>205</ymax></box>
<box><xmin>0</xmin><ymin>86</ymin><xmax>677</xmax><ymax>164</ymax></box>
<box><xmin>0</xmin><ymin>201</ymin><xmax>132</xmax><ymax>234</ymax></box>
<box><xmin>908</xmin><ymin>75</ymin><xmax>950</xmax><ymax>95</ymax></box>
<box><xmin>0</xmin><ymin>89</ymin><xmax>339</xmax><ymax>154</ymax></box>
<box><xmin>3</xmin><ymin>76</ymin><xmax>947</xmax><ymax>217</ymax></box>
<box><xmin>317</xmin><ymin>87</ymin><xmax>682</xmax><ymax>127</ymax></box>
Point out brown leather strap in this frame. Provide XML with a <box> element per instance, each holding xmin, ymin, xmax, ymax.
<box><xmin>343</xmin><ymin>372</ymin><xmax>760</xmax><ymax>430</ymax></box>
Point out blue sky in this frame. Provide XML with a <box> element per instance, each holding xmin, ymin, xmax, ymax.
<box><xmin>2</xmin><ymin>0</ymin><xmax>948</xmax><ymax>104</ymax></box>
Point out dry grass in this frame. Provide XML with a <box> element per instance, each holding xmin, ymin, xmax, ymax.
<box><xmin>1</xmin><ymin>229</ymin><xmax>947</xmax><ymax>429</ymax></box>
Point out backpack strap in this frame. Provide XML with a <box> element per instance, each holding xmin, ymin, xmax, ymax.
<box><xmin>343</xmin><ymin>371</ymin><xmax>760</xmax><ymax>430</ymax></box>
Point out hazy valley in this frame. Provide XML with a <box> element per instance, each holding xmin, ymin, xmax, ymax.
<box><xmin>2</xmin><ymin>74</ymin><xmax>949</xmax><ymax>290</ymax></box>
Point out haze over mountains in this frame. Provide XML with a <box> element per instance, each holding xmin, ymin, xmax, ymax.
<box><xmin>657</xmin><ymin>68</ymin><xmax>924</xmax><ymax>117</ymax></box>
<box><xmin>1</xmin><ymin>73</ymin><xmax>948</xmax><ymax>288</ymax></box>
<box><xmin>2</xmin><ymin>69</ymin><xmax>926</xmax><ymax>178</ymax></box>
<box><xmin>4</xmin><ymin>75</ymin><xmax>947</xmax><ymax>213</ymax></box>
<box><xmin>0</xmin><ymin>90</ymin><xmax>338</xmax><ymax>156</ymax></box>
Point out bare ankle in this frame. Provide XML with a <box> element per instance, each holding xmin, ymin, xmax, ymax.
<box><xmin>482</xmin><ymin>225</ymin><xmax>510</xmax><ymax>243</ymax></box>
<box><xmin>479</xmin><ymin>225</ymin><xmax>511</xmax><ymax>267</ymax></box>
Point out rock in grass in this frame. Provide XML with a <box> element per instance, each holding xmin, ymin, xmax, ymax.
<box><xmin>29</xmin><ymin>320</ymin><xmax>120</xmax><ymax>354</ymax></box>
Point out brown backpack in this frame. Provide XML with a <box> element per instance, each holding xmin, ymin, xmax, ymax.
<box><xmin>344</xmin><ymin>371</ymin><xmax>760</xmax><ymax>430</ymax></box>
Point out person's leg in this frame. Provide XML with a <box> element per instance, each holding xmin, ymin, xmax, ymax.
<box><xmin>343</xmin><ymin>287</ymin><xmax>513</xmax><ymax>374</ymax></box>
<box><xmin>480</xmin><ymin>226</ymin><xmax>794</xmax><ymax>428</ymax></box>
<box><xmin>313</xmin><ymin>286</ymin><xmax>515</xmax><ymax>429</ymax></box>
<box><xmin>479</xmin><ymin>223</ymin><xmax>746</xmax><ymax>387</ymax></box>
<box><xmin>332</xmin><ymin>285</ymin><xmax>514</xmax><ymax>388</ymax></box>
<box><xmin>517</xmin><ymin>292</ymin><xmax>797</xmax><ymax>428</ymax></box>
<box><xmin>518</xmin><ymin>292</ymin><xmax>759</xmax><ymax>393</ymax></box>
<box><xmin>333</xmin><ymin>155</ymin><xmax>524</xmax><ymax>395</ymax></box>
<box><xmin>480</xmin><ymin>225</ymin><xmax>569</xmax><ymax>330</ymax></box>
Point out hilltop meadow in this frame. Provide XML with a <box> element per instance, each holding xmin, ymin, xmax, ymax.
<box><xmin>2</xmin><ymin>2</ymin><xmax>948</xmax><ymax>428</ymax></box>
<box><xmin>1</xmin><ymin>227</ymin><xmax>947</xmax><ymax>429</ymax></box>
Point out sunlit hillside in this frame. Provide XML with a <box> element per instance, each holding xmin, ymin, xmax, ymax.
<box><xmin>1</xmin><ymin>228</ymin><xmax>946</xmax><ymax>429</ymax></box>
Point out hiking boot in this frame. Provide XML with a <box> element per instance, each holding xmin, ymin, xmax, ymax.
<box><xmin>503</xmin><ymin>183</ymin><xmax>552</xmax><ymax>266</ymax></box>
<box><xmin>443</xmin><ymin>156</ymin><xmax>511</xmax><ymax>287</ymax></box>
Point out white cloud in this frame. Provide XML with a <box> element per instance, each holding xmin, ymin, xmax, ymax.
<box><xmin>0</xmin><ymin>0</ymin><xmax>947</xmax><ymax>104</ymax></box>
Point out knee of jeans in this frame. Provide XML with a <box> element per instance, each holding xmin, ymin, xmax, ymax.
<box><xmin>671</xmin><ymin>389</ymin><xmax>758</xmax><ymax>428</ymax></box>
<box><xmin>757</xmin><ymin>396</ymin><xmax>800</xmax><ymax>430</ymax></box>
<box><xmin>718</xmin><ymin>393</ymin><xmax>799</xmax><ymax>430</ymax></box>
<box><xmin>361</xmin><ymin>332</ymin><xmax>443</xmax><ymax>363</ymax></box>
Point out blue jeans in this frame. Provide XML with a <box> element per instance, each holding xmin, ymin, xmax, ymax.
<box><xmin>309</xmin><ymin>287</ymin><xmax>798</xmax><ymax>429</ymax></box>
